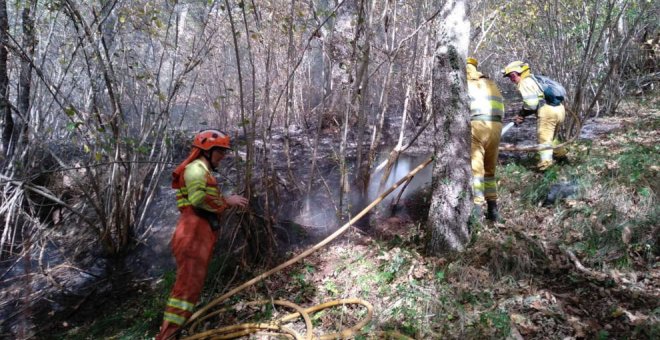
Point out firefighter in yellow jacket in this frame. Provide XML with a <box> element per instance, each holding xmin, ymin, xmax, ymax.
<box><xmin>503</xmin><ymin>61</ymin><xmax>568</xmax><ymax>171</ymax></box>
<box><xmin>156</xmin><ymin>130</ymin><xmax>248</xmax><ymax>340</ymax></box>
<box><xmin>467</xmin><ymin>58</ymin><xmax>504</xmax><ymax>221</ymax></box>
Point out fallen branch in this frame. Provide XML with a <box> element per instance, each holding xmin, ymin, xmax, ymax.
<box><xmin>563</xmin><ymin>249</ymin><xmax>609</xmax><ymax>281</ymax></box>
<box><xmin>507</xmin><ymin>228</ymin><xmax>659</xmax><ymax>302</ymax></box>
<box><xmin>560</xmin><ymin>248</ymin><xmax>660</xmax><ymax>302</ymax></box>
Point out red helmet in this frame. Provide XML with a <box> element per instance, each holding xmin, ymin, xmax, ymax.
<box><xmin>192</xmin><ymin>129</ymin><xmax>231</xmax><ymax>150</ymax></box>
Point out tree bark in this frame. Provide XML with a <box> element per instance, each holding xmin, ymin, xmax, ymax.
<box><xmin>284</xmin><ymin>0</ymin><xmax>297</xmax><ymax>190</ymax></box>
<box><xmin>0</xmin><ymin>0</ymin><xmax>11</xmax><ymax>158</ymax></box>
<box><xmin>240</xmin><ymin>2</ymin><xmax>257</xmax><ymax>200</ymax></box>
<box><xmin>352</xmin><ymin>0</ymin><xmax>373</xmax><ymax>197</ymax></box>
<box><xmin>18</xmin><ymin>0</ymin><xmax>37</xmax><ymax>147</ymax></box>
<box><xmin>427</xmin><ymin>0</ymin><xmax>471</xmax><ymax>255</ymax></box>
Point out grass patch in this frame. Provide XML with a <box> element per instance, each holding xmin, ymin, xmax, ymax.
<box><xmin>558</xmin><ymin>122</ymin><xmax>659</xmax><ymax>267</ymax></box>
<box><xmin>519</xmin><ymin>166</ymin><xmax>560</xmax><ymax>205</ymax></box>
<box><xmin>499</xmin><ymin>110</ymin><xmax>658</xmax><ymax>271</ymax></box>
<box><xmin>470</xmin><ymin>310</ymin><xmax>511</xmax><ymax>339</ymax></box>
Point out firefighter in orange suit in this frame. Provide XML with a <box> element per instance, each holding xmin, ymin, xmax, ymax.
<box><xmin>503</xmin><ymin>61</ymin><xmax>568</xmax><ymax>171</ymax></box>
<box><xmin>467</xmin><ymin>57</ymin><xmax>504</xmax><ymax>221</ymax></box>
<box><xmin>156</xmin><ymin>130</ymin><xmax>248</xmax><ymax>340</ymax></box>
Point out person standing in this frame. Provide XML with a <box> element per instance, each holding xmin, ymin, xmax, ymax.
<box><xmin>156</xmin><ymin>130</ymin><xmax>248</xmax><ymax>340</ymax></box>
<box><xmin>502</xmin><ymin>61</ymin><xmax>568</xmax><ymax>171</ymax></box>
<box><xmin>467</xmin><ymin>58</ymin><xmax>505</xmax><ymax>221</ymax></box>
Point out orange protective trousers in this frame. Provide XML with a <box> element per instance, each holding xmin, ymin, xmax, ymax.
<box><xmin>157</xmin><ymin>206</ymin><xmax>218</xmax><ymax>338</ymax></box>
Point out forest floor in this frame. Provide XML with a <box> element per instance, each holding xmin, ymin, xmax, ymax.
<box><xmin>39</xmin><ymin>96</ymin><xmax>659</xmax><ymax>340</ymax></box>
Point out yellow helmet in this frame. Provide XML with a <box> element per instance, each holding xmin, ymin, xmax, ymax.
<box><xmin>502</xmin><ymin>61</ymin><xmax>530</xmax><ymax>77</ymax></box>
<box><xmin>466</xmin><ymin>57</ymin><xmax>478</xmax><ymax>66</ymax></box>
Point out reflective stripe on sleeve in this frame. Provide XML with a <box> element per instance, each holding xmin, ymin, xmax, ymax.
<box><xmin>188</xmin><ymin>190</ymin><xmax>207</xmax><ymax>205</ymax></box>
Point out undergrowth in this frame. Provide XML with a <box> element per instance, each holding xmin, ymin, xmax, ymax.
<box><xmin>498</xmin><ymin>110</ymin><xmax>658</xmax><ymax>270</ymax></box>
<box><xmin>46</xmin><ymin>103</ymin><xmax>659</xmax><ymax>339</ymax></box>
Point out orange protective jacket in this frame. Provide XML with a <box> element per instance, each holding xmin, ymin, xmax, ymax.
<box><xmin>162</xmin><ymin>149</ymin><xmax>229</xmax><ymax>327</ymax></box>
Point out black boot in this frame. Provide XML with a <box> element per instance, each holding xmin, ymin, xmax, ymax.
<box><xmin>486</xmin><ymin>200</ymin><xmax>499</xmax><ymax>222</ymax></box>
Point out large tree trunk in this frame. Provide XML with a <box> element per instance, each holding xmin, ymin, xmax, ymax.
<box><xmin>427</xmin><ymin>0</ymin><xmax>472</xmax><ymax>255</ymax></box>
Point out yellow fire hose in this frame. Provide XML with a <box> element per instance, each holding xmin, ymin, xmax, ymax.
<box><xmin>184</xmin><ymin>299</ymin><xmax>373</xmax><ymax>340</ymax></box>
<box><xmin>179</xmin><ymin>158</ymin><xmax>433</xmax><ymax>340</ymax></box>
<box><xmin>499</xmin><ymin>107</ymin><xmax>582</xmax><ymax>152</ymax></box>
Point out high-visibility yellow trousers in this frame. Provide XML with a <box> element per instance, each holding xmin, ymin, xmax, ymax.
<box><xmin>537</xmin><ymin>104</ymin><xmax>567</xmax><ymax>170</ymax></box>
<box><xmin>471</xmin><ymin>120</ymin><xmax>502</xmax><ymax>205</ymax></box>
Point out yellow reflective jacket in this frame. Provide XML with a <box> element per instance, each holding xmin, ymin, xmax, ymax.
<box><xmin>175</xmin><ymin>159</ymin><xmax>227</xmax><ymax>214</ymax></box>
<box><xmin>467</xmin><ymin>76</ymin><xmax>505</xmax><ymax>122</ymax></box>
<box><xmin>517</xmin><ymin>74</ymin><xmax>545</xmax><ymax>112</ymax></box>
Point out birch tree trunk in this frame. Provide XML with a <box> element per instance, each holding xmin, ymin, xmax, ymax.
<box><xmin>427</xmin><ymin>0</ymin><xmax>472</xmax><ymax>254</ymax></box>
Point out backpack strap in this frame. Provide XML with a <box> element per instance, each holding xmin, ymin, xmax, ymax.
<box><xmin>529</xmin><ymin>75</ymin><xmax>547</xmax><ymax>107</ymax></box>
<box><xmin>529</xmin><ymin>75</ymin><xmax>543</xmax><ymax>92</ymax></box>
